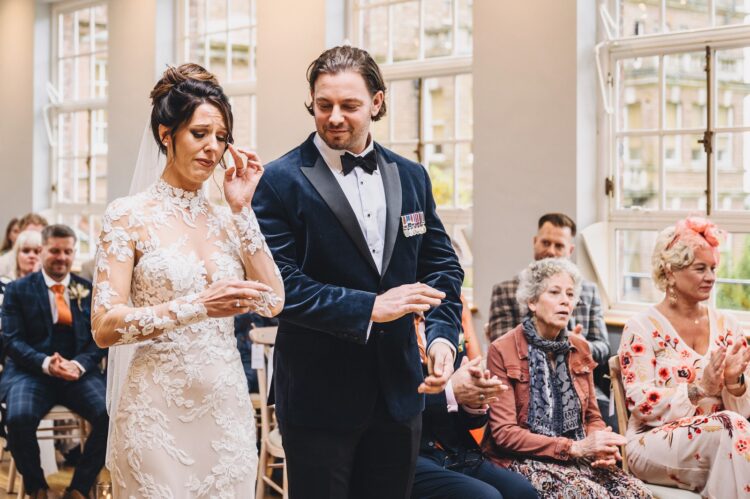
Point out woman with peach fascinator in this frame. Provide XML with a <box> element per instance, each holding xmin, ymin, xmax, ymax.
<box><xmin>618</xmin><ymin>216</ymin><xmax>750</xmax><ymax>498</ymax></box>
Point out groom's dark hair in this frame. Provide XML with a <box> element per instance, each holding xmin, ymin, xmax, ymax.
<box><xmin>305</xmin><ymin>45</ymin><xmax>387</xmax><ymax>121</ymax></box>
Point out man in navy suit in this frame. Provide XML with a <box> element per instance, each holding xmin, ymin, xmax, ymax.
<box><xmin>253</xmin><ymin>46</ymin><xmax>464</xmax><ymax>499</ymax></box>
<box><xmin>0</xmin><ymin>224</ymin><xmax>107</xmax><ymax>499</ymax></box>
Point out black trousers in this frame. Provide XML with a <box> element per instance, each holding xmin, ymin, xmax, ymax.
<box><xmin>5</xmin><ymin>372</ymin><xmax>108</xmax><ymax>494</ymax></box>
<box><xmin>279</xmin><ymin>393</ymin><xmax>422</xmax><ymax>499</ymax></box>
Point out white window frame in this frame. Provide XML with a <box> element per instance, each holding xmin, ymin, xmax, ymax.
<box><xmin>50</xmin><ymin>0</ymin><xmax>109</xmax><ymax>260</ymax></box>
<box><xmin>350</xmin><ymin>0</ymin><xmax>474</xmax><ymax>295</ymax></box>
<box><xmin>599</xmin><ymin>14</ymin><xmax>750</xmax><ymax>320</ymax></box>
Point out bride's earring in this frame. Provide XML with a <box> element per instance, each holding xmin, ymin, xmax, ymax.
<box><xmin>668</xmin><ymin>284</ymin><xmax>678</xmax><ymax>306</ymax></box>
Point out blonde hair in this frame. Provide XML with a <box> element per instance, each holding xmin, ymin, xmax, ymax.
<box><xmin>651</xmin><ymin>217</ymin><xmax>722</xmax><ymax>291</ymax></box>
<box><xmin>8</xmin><ymin>230</ymin><xmax>42</xmax><ymax>280</ymax></box>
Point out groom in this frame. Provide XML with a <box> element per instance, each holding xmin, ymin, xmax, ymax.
<box><xmin>253</xmin><ymin>45</ymin><xmax>464</xmax><ymax>499</ymax></box>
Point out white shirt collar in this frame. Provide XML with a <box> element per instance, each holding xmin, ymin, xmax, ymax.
<box><xmin>41</xmin><ymin>269</ymin><xmax>70</xmax><ymax>289</ymax></box>
<box><xmin>313</xmin><ymin>133</ymin><xmax>375</xmax><ymax>174</ymax></box>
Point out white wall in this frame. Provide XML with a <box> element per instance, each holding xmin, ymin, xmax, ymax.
<box><xmin>472</xmin><ymin>0</ymin><xmax>600</xmax><ymax>339</ymax></box>
<box><xmin>0</xmin><ymin>0</ymin><xmax>36</xmax><ymax>227</ymax></box>
<box><xmin>255</xmin><ymin>0</ymin><xmax>328</xmax><ymax>162</ymax></box>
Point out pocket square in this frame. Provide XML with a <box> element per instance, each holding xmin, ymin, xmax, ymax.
<box><xmin>401</xmin><ymin>211</ymin><xmax>426</xmax><ymax>237</ymax></box>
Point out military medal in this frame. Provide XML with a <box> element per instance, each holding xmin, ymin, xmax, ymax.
<box><xmin>401</xmin><ymin>211</ymin><xmax>427</xmax><ymax>237</ymax></box>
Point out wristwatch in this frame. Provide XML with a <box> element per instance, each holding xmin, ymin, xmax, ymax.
<box><xmin>726</xmin><ymin>373</ymin><xmax>746</xmax><ymax>391</ymax></box>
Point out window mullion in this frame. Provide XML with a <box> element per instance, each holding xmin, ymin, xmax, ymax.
<box><xmin>658</xmin><ymin>55</ymin><xmax>665</xmax><ymax>211</ymax></box>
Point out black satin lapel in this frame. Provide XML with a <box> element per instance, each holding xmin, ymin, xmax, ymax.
<box><xmin>379</xmin><ymin>157</ymin><xmax>402</xmax><ymax>277</ymax></box>
<box><xmin>301</xmin><ymin>157</ymin><xmax>380</xmax><ymax>273</ymax></box>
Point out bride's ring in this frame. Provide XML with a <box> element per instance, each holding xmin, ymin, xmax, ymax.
<box><xmin>479</xmin><ymin>394</ymin><xmax>486</xmax><ymax>402</ymax></box>
<box><xmin>235</xmin><ymin>299</ymin><xmax>241</xmax><ymax>308</ymax></box>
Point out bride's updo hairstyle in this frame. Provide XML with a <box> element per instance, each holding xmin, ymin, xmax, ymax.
<box><xmin>150</xmin><ymin>63</ymin><xmax>234</xmax><ymax>159</ymax></box>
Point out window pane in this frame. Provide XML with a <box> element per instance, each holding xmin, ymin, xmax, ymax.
<box><xmin>426</xmin><ymin>143</ymin><xmax>454</xmax><ymax>207</ymax></box>
<box><xmin>93</xmin><ymin>5</ymin><xmax>107</xmax><ymax>53</ymax></box>
<box><xmin>187</xmin><ymin>0</ymin><xmax>208</xmax><ymax>36</ymax></box>
<box><xmin>362</xmin><ymin>7</ymin><xmax>388</xmax><ymax>64</ymax></box>
<box><xmin>664</xmin><ymin>51</ymin><xmax>705</xmax><ymax>128</ymax></box>
<box><xmin>617</xmin><ymin>57</ymin><xmax>659</xmax><ymax>131</ymax></box>
<box><xmin>93</xmin><ymin>155</ymin><xmax>107</xmax><ymax>204</ymax></box>
<box><xmin>392</xmin><ymin>2</ymin><xmax>419</xmax><ymax>62</ymax></box>
<box><xmin>77</xmin><ymin>9</ymin><xmax>92</xmax><ymax>54</ymax></box>
<box><xmin>94</xmin><ymin>53</ymin><xmax>108</xmax><ymax>98</ymax></box>
<box><xmin>425</xmin><ymin>76</ymin><xmax>455</xmax><ymax>141</ymax></box>
<box><xmin>618</xmin><ymin>229</ymin><xmax>660</xmax><ymax>303</ymax></box>
<box><xmin>619</xmin><ymin>0</ymin><xmax>659</xmax><ymax>36</ymax></box>
<box><xmin>716</xmin><ymin>132</ymin><xmax>750</xmax><ymax>212</ymax></box>
<box><xmin>207</xmin><ymin>0</ymin><xmax>227</xmax><ymax>33</ymax></box>
<box><xmin>77</xmin><ymin>56</ymin><xmax>92</xmax><ymax>100</ymax></box>
<box><xmin>60</xmin><ymin>11</ymin><xmax>76</xmax><ymax>57</ymax></box>
<box><xmin>716</xmin><ymin>0</ymin><xmax>750</xmax><ymax>26</ymax></box>
<box><xmin>456</xmin><ymin>74</ymin><xmax>472</xmax><ymax>139</ymax></box>
<box><xmin>229</xmin><ymin>0</ymin><xmax>252</xmax><ymax>29</ymax></box>
<box><xmin>716</xmin><ymin>47</ymin><xmax>750</xmax><ymax>129</ymax></box>
<box><xmin>457</xmin><ymin>0</ymin><xmax>472</xmax><ymax>55</ymax></box>
<box><xmin>424</xmin><ymin>0</ymin><xmax>453</xmax><ymax>58</ymax></box>
<box><xmin>93</xmin><ymin>110</ymin><xmax>107</xmax><ymax>155</ymax></box>
<box><xmin>187</xmin><ymin>36</ymin><xmax>207</xmax><ymax>66</ymax></box>
<box><xmin>229</xmin><ymin>28</ymin><xmax>251</xmax><ymax>81</ymax></box>
<box><xmin>665</xmin><ymin>0</ymin><xmax>709</xmax><ymax>32</ymax></box>
<box><xmin>617</xmin><ymin>136</ymin><xmax>659</xmax><ymax>210</ymax></box>
<box><xmin>717</xmin><ymin>232</ymin><xmax>750</xmax><ymax>311</ymax></box>
<box><xmin>391</xmin><ymin>79</ymin><xmax>419</xmax><ymax>141</ymax></box>
<box><xmin>58</xmin><ymin>112</ymin><xmax>74</xmax><ymax>157</ymax></box>
<box><xmin>74</xmin><ymin>111</ymin><xmax>90</xmax><ymax>157</ymax></box>
<box><xmin>207</xmin><ymin>34</ymin><xmax>227</xmax><ymax>81</ymax></box>
<box><xmin>57</xmin><ymin>159</ymin><xmax>75</xmax><ymax>203</ymax></box>
<box><xmin>59</xmin><ymin>57</ymin><xmax>75</xmax><ymax>101</ymax></box>
<box><xmin>664</xmin><ymin>134</ymin><xmax>706</xmax><ymax>211</ymax></box>
<box><xmin>457</xmin><ymin>142</ymin><xmax>472</xmax><ymax>207</ymax></box>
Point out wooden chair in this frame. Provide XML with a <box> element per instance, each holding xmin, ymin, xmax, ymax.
<box><xmin>609</xmin><ymin>356</ymin><xmax>700</xmax><ymax>499</ymax></box>
<box><xmin>250</xmin><ymin>326</ymin><xmax>287</xmax><ymax>499</ymax></box>
<box><xmin>6</xmin><ymin>405</ymin><xmax>89</xmax><ymax>498</ymax></box>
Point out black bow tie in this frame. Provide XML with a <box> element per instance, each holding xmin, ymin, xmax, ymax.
<box><xmin>341</xmin><ymin>150</ymin><xmax>378</xmax><ymax>176</ymax></box>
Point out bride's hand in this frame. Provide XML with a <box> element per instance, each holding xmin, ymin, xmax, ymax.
<box><xmin>224</xmin><ymin>143</ymin><xmax>264</xmax><ymax>212</ymax></box>
<box><xmin>199</xmin><ymin>279</ymin><xmax>273</xmax><ymax>318</ymax></box>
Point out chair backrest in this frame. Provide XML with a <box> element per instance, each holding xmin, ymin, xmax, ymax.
<box><xmin>608</xmin><ymin>355</ymin><xmax>630</xmax><ymax>472</ymax></box>
<box><xmin>249</xmin><ymin>326</ymin><xmax>278</xmax><ymax>441</ymax></box>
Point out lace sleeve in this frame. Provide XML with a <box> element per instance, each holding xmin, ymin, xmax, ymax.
<box><xmin>231</xmin><ymin>206</ymin><xmax>284</xmax><ymax>317</ymax></box>
<box><xmin>91</xmin><ymin>200</ymin><xmax>208</xmax><ymax>347</ymax></box>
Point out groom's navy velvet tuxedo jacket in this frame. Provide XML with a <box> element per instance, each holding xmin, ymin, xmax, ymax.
<box><xmin>0</xmin><ymin>272</ymin><xmax>105</xmax><ymax>401</ymax></box>
<box><xmin>253</xmin><ymin>134</ymin><xmax>464</xmax><ymax>430</ymax></box>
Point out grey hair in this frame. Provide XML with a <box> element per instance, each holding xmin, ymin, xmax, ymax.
<box><xmin>516</xmin><ymin>258</ymin><xmax>583</xmax><ymax>315</ymax></box>
<box><xmin>651</xmin><ymin>226</ymin><xmax>694</xmax><ymax>291</ymax></box>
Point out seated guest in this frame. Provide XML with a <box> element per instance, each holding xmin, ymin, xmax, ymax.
<box><xmin>0</xmin><ymin>213</ymin><xmax>48</xmax><ymax>277</ymax></box>
<box><xmin>1</xmin><ymin>230</ymin><xmax>42</xmax><ymax>280</ymax></box>
<box><xmin>0</xmin><ymin>224</ymin><xmax>107</xmax><ymax>499</ymax></box>
<box><xmin>1</xmin><ymin>217</ymin><xmax>20</xmax><ymax>255</ymax></box>
<box><xmin>487</xmin><ymin>213</ymin><xmax>613</xmax><ymax>427</ymax></box>
<box><xmin>412</xmin><ymin>336</ymin><xmax>537</xmax><ymax>499</ymax></box>
<box><xmin>619</xmin><ymin>217</ymin><xmax>750</xmax><ymax>498</ymax></box>
<box><xmin>234</xmin><ymin>312</ymin><xmax>278</xmax><ymax>394</ymax></box>
<box><xmin>484</xmin><ymin>258</ymin><xmax>651</xmax><ymax>498</ymax></box>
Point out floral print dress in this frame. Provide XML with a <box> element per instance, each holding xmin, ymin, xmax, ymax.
<box><xmin>619</xmin><ymin>307</ymin><xmax>750</xmax><ymax>498</ymax></box>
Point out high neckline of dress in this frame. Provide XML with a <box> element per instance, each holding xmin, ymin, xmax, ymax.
<box><xmin>151</xmin><ymin>178</ymin><xmax>208</xmax><ymax>223</ymax></box>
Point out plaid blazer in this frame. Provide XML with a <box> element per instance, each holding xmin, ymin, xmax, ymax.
<box><xmin>487</xmin><ymin>276</ymin><xmax>610</xmax><ymax>366</ymax></box>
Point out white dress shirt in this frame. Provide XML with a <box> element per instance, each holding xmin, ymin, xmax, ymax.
<box><xmin>40</xmin><ymin>270</ymin><xmax>85</xmax><ymax>376</ymax></box>
<box><xmin>313</xmin><ymin>133</ymin><xmax>456</xmax><ymax>360</ymax></box>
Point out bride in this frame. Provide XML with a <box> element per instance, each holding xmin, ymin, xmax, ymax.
<box><xmin>91</xmin><ymin>63</ymin><xmax>284</xmax><ymax>498</ymax></box>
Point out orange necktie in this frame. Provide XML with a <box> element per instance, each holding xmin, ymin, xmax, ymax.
<box><xmin>51</xmin><ymin>284</ymin><xmax>72</xmax><ymax>326</ymax></box>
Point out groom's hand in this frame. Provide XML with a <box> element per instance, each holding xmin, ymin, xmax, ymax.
<box><xmin>370</xmin><ymin>283</ymin><xmax>444</xmax><ymax>323</ymax></box>
<box><xmin>418</xmin><ymin>342</ymin><xmax>454</xmax><ymax>394</ymax></box>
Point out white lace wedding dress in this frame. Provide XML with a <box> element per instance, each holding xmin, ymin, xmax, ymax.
<box><xmin>91</xmin><ymin>179</ymin><xmax>281</xmax><ymax>498</ymax></box>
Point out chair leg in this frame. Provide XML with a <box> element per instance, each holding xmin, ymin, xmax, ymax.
<box><xmin>282</xmin><ymin>459</ymin><xmax>288</xmax><ymax>499</ymax></box>
<box><xmin>255</xmin><ymin>443</ymin><xmax>267</xmax><ymax>499</ymax></box>
<box><xmin>16</xmin><ymin>478</ymin><xmax>24</xmax><ymax>499</ymax></box>
<box><xmin>7</xmin><ymin>456</ymin><xmax>16</xmax><ymax>493</ymax></box>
